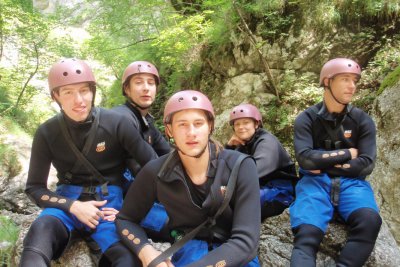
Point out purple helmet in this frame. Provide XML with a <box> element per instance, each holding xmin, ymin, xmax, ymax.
<box><xmin>48</xmin><ymin>58</ymin><xmax>96</xmax><ymax>97</ymax></box>
<box><xmin>229</xmin><ymin>104</ymin><xmax>262</xmax><ymax>126</ymax></box>
<box><xmin>163</xmin><ymin>90</ymin><xmax>214</xmax><ymax>124</ymax></box>
<box><xmin>319</xmin><ymin>58</ymin><xmax>361</xmax><ymax>86</ymax></box>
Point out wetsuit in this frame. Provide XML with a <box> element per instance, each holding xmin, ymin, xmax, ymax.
<box><xmin>116</xmin><ymin>143</ymin><xmax>261</xmax><ymax>267</ymax></box>
<box><xmin>112</xmin><ymin>101</ymin><xmax>170</xmax><ymax>175</ymax></box>
<box><xmin>290</xmin><ymin>102</ymin><xmax>382</xmax><ymax>267</ymax></box>
<box><xmin>226</xmin><ymin>128</ymin><xmax>298</xmax><ymax>219</ymax></box>
<box><xmin>112</xmin><ymin>102</ymin><xmax>171</xmax><ymax>240</ymax></box>
<box><xmin>20</xmin><ymin>108</ymin><xmax>157</xmax><ymax>267</ymax></box>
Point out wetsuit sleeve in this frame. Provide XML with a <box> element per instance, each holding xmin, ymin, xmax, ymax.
<box><xmin>252</xmin><ymin>137</ymin><xmax>281</xmax><ymax>178</ymax></box>
<box><xmin>115</xmin><ymin>163</ymin><xmax>157</xmax><ymax>255</ymax></box>
<box><xmin>118</xmin><ymin>120</ymin><xmax>158</xmax><ymax>167</ymax></box>
<box><xmin>294</xmin><ymin>111</ymin><xmax>352</xmax><ymax>170</ymax></box>
<box><xmin>324</xmin><ymin>114</ymin><xmax>376</xmax><ymax>178</ymax></box>
<box><xmin>25</xmin><ymin>128</ymin><xmax>75</xmax><ymax>212</ymax></box>
<box><xmin>188</xmin><ymin>157</ymin><xmax>261</xmax><ymax>267</ymax></box>
<box><xmin>150</xmin><ymin>125</ymin><xmax>171</xmax><ymax>156</ymax></box>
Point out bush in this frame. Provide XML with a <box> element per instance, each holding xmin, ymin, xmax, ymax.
<box><xmin>0</xmin><ymin>216</ymin><xmax>19</xmax><ymax>266</ymax></box>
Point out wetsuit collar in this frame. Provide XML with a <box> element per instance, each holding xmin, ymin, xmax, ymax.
<box><xmin>61</xmin><ymin>108</ymin><xmax>96</xmax><ymax>128</ymax></box>
<box><xmin>125</xmin><ymin>100</ymin><xmax>153</xmax><ymax>129</ymax></box>
<box><xmin>317</xmin><ymin>101</ymin><xmax>352</xmax><ymax>121</ymax></box>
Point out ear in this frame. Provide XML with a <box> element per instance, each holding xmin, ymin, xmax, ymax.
<box><xmin>323</xmin><ymin>78</ymin><xmax>329</xmax><ymax>87</ymax></box>
<box><xmin>165</xmin><ymin>125</ymin><xmax>173</xmax><ymax>138</ymax></box>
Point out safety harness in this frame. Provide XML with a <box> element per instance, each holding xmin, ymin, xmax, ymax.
<box><xmin>57</xmin><ymin>108</ymin><xmax>109</xmax><ymax>198</ymax></box>
<box><xmin>148</xmin><ymin>152</ymin><xmax>247</xmax><ymax>267</ymax></box>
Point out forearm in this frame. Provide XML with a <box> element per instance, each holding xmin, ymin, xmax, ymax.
<box><xmin>25</xmin><ymin>186</ymin><xmax>74</xmax><ymax>212</ymax></box>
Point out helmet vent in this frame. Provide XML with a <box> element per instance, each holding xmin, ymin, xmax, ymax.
<box><xmin>178</xmin><ymin>97</ymin><xmax>184</xmax><ymax>102</ymax></box>
<box><xmin>63</xmin><ymin>72</ymin><xmax>68</xmax><ymax>76</ymax></box>
<box><xmin>192</xmin><ymin>96</ymin><xmax>198</xmax><ymax>101</ymax></box>
<box><xmin>76</xmin><ymin>69</ymin><xmax>81</xmax><ymax>74</ymax></box>
<box><xmin>348</xmin><ymin>64</ymin><xmax>352</xmax><ymax>67</ymax></box>
<box><xmin>240</xmin><ymin>109</ymin><xmax>244</xmax><ymax>112</ymax></box>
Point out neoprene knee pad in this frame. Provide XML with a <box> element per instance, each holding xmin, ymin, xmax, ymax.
<box><xmin>22</xmin><ymin>216</ymin><xmax>69</xmax><ymax>261</ymax></box>
<box><xmin>347</xmin><ymin>208</ymin><xmax>382</xmax><ymax>242</ymax></box>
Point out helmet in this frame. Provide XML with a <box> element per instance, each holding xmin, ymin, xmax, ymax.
<box><xmin>319</xmin><ymin>58</ymin><xmax>361</xmax><ymax>86</ymax></box>
<box><xmin>229</xmin><ymin>104</ymin><xmax>262</xmax><ymax>126</ymax></box>
<box><xmin>163</xmin><ymin>90</ymin><xmax>214</xmax><ymax>124</ymax></box>
<box><xmin>48</xmin><ymin>58</ymin><xmax>96</xmax><ymax>96</ymax></box>
<box><xmin>122</xmin><ymin>61</ymin><xmax>160</xmax><ymax>95</ymax></box>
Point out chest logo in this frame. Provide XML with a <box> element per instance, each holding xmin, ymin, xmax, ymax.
<box><xmin>220</xmin><ymin>186</ymin><xmax>227</xmax><ymax>196</ymax></box>
<box><xmin>96</xmin><ymin>141</ymin><xmax>106</xmax><ymax>152</ymax></box>
<box><xmin>344</xmin><ymin>130</ymin><xmax>352</xmax><ymax>138</ymax></box>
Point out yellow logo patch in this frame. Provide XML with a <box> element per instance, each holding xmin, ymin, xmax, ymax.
<box><xmin>215</xmin><ymin>260</ymin><xmax>227</xmax><ymax>267</ymax></box>
<box><xmin>96</xmin><ymin>141</ymin><xmax>106</xmax><ymax>152</ymax></box>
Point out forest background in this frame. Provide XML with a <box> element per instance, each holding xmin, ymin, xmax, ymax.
<box><xmin>1</xmin><ymin>0</ymin><xmax>400</xmax><ymax>265</ymax></box>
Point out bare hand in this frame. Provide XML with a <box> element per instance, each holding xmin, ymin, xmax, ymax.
<box><xmin>349</xmin><ymin>148</ymin><xmax>358</xmax><ymax>159</ymax></box>
<box><xmin>139</xmin><ymin>245</ymin><xmax>175</xmax><ymax>267</ymax></box>
<box><xmin>309</xmin><ymin>170</ymin><xmax>321</xmax><ymax>174</ymax></box>
<box><xmin>101</xmin><ymin>207</ymin><xmax>119</xmax><ymax>222</ymax></box>
<box><xmin>70</xmin><ymin>200</ymin><xmax>107</xmax><ymax>229</ymax></box>
<box><xmin>227</xmin><ymin>134</ymin><xmax>245</xmax><ymax>147</ymax></box>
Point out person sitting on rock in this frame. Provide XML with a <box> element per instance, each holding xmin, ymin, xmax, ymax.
<box><xmin>290</xmin><ymin>58</ymin><xmax>382</xmax><ymax>267</ymax></box>
<box><xmin>225</xmin><ymin>103</ymin><xmax>298</xmax><ymax>220</ymax></box>
<box><xmin>20</xmin><ymin>58</ymin><xmax>157</xmax><ymax>266</ymax></box>
<box><xmin>112</xmin><ymin>61</ymin><xmax>171</xmax><ymax>242</ymax></box>
<box><xmin>116</xmin><ymin>90</ymin><xmax>261</xmax><ymax>267</ymax></box>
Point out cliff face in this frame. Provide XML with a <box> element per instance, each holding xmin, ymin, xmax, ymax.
<box><xmin>371</xmin><ymin>83</ymin><xmax>400</xmax><ymax>244</ymax></box>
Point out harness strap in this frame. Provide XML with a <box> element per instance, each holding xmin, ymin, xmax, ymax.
<box><xmin>330</xmin><ymin>177</ymin><xmax>340</xmax><ymax>207</ymax></box>
<box><xmin>57</xmin><ymin>109</ymin><xmax>109</xmax><ymax>196</ymax></box>
<box><xmin>148</xmin><ymin>153</ymin><xmax>247</xmax><ymax>267</ymax></box>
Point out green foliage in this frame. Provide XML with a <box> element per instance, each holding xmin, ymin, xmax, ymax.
<box><xmin>0</xmin><ymin>142</ymin><xmax>21</xmax><ymax>179</ymax></box>
<box><xmin>378</xmin><ymin>65</ymin><xmax>400</xmax><ymax>95</ymax></box>
<box><xmin>0</xmin><ymin>215</ymin><xmax>20</xmax><ymax>266</ymax></box>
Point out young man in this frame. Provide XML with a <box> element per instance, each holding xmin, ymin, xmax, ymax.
<box><xmin>112</xmin><ymin>61</ymin><xmax>170</xmax><ymax>176</ymax></box>
<box><xmin>226</xmin><ymin>104</ymin><xmax>298</xmax><ymax>220</ymax></box>
<box><xmin>290</xmin><ymin>58</ymin><xmax>382</xmax><ymax>266</ymax></box>
<box><xmin>20</xmin><ymin>58</ymin><xmax>157</xmax><ymax>266</ymax></box>
<box><xmin>116</xmin><ymin>90</ymin><xmax>260</xmax><ymax>267</ymax></box>
<box><xmin>112</xmin><ymin>60</ymin><xmax>171</xmax><ymax>240</ymax></box>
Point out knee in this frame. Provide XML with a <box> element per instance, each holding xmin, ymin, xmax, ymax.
<box><xmin>292</xmin><ymin>224</ymin><xmax>324</xmax><ymax>252</ymax></box>
<box><xmin>347</xmin><ymin>208</ymin><xmax>382</xmax><ymax>240</ymax></box>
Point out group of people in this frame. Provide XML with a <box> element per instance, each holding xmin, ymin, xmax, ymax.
<box><xmin>19</xmin><ymin>57</ymin><xmax>381</xmax><ymax>267</ymax></box>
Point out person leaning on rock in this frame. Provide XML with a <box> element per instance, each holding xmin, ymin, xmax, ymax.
<box><xmin>19</xmin><ymin>58</ymin><xmax>157</xmax><ymax>266</ymax></box>
<box><xmin>225</xmin><ymin>103</ymin><xmax>298</xmax><ymax>221</ymax></box>
<box><xmin>290</xmin><ymin>58</ymin><xmax>382</xmax><ymax>267</ymax></box>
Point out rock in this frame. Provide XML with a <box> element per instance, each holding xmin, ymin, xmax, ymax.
<box><xmin>371</xmin><ymin>83</ymin><xmax>400</xmax><ymax>244</ymax></box>
<box><xmin>258</xmin><ymin>210</ymin><xmax>400</xmax><ymax>267</ymax></box>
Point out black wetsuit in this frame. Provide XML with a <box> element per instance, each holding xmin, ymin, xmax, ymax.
<box><xmin>226</xmin><ymin>128</ymin><xmax>298</xmax><ymax>219</ymax></box>
<box><xmin>116</xmin><ymin>144</ymin><xmax>261</xmax><ymax>267</ymax></box>
<box><xmin>112</xmin><ymin>101</ymin><xmax>170</xmax><ymax>175</ymax></box>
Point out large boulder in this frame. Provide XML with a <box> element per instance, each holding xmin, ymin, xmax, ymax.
<box><xmin>258</xmin><ymin>210</ymin><xmax>400</xmax><ymax>266</ymax></box>
<box><xmin>371</xmin><ymin>83</ymin><xmax>400</xmax><ymax>244</ymax></box>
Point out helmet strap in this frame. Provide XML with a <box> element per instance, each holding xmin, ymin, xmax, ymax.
<box><xmin>327</xmin><ymin>79</ymin><xmax>348</xmax><ymax>106</ymax></box>
<box><xmin>127</xmin><ymin>98</ymin><xmax>151</xmax><ymax>111</ymax></box>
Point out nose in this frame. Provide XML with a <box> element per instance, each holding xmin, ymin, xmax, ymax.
<box><xmin>187</xmin><ymin>124</ymin><xmax>196</xmax><ymax>136</ymax></box>
<box><xmin>73</xmin><ymin>91</ymin><xmax>84</xmax><ymax>103</ymax></box>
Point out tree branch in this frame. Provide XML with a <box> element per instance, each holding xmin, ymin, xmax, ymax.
<box><xmin>96</xmin><ymin>37</ymin><xmax>157</xmax><ymax>54</ymax></box>
<box><xmin>233</xmin><ymin>2</ymin><xmax>280</xmax><ymax>102</ymax></box>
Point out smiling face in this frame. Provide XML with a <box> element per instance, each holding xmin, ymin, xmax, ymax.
<box><xmin>124</xmin><ymin>73</ymin><xmax>157</xmax><ymax>109</ymax></box>
<box><xmin>53</xmin><ymin>82</ymin><xmax>93</xmax><ymax>122</ymax></box>
<box><xmin>325</xmin><ymin>73</ymin><xmax>359</xmax><ymax>105</ymax></box>
<box><xmin>166</xmin><ymin>109</ymin><xmax>211</xmax><ymax>158</ymax></box>
<box><xmin>233</xmin><ymin>118</ymin><xmax>258</xmax><ymax>142</ymax></box>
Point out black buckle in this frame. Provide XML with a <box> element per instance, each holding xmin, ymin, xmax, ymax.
<box><xmin>82</xmin><ymin>186</ymin><xmax>97</xmax><ymax>195</ymax></box>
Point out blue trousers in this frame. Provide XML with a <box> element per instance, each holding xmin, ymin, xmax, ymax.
<box><xmin>290</xmin><ymin>173</ymin><xmax>379</xmax><ymax>232</ymax></box>
<box><xmin>39</xmin><ymin>184</ymin><xmax>123</xmax><ymax>252</ymax></box>
<box><xmin>171</xmin><ymin>239</ymin><xmax>260</xmax><ymax>267</ymax></box>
